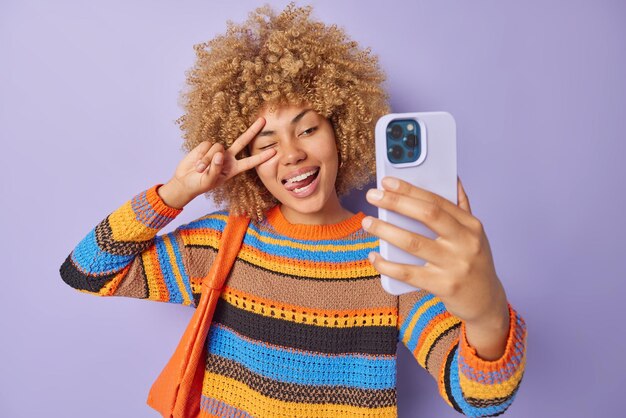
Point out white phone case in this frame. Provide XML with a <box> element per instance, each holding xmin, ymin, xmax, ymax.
<box><xmin>374</xmin><ymin>112</ymin><xmax>458</xmax><ymax>295</ymax></box>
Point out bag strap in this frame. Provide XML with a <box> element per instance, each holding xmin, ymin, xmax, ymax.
<box><xmin>201</xmin><ymin>212</ymin><xmax>250</xmax><ymax>292</ymax></box>
<box><xmin>146</xmin><ymin>211</ymin><xmax>250</xmax><ymax>418</ymax></box>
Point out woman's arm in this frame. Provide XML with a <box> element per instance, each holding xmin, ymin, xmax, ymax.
<box><xmin>59</xmin><ymin>121</ymin><xmax>276</xmax><ymax>307</ymax></box>
<box><xmin>398</xmin><ymin>291</ymin><xmax>527</xmax><ymax>416</ymax></box>
<box><xmin>363</xmin><ymin>176</ymin><xmax>528</xmax><ymax>415</ymax></box>
<box><xmin>59</xmin><ymin>184</ymin><xmax>200</xmax><ymax>306</ymax></box>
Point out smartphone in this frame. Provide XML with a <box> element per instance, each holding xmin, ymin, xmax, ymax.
<box><xmin>374</xmin><ymin>112</ymin><xmax>457</xmax><ymax>295</ymax></box>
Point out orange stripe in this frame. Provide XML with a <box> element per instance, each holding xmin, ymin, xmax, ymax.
<box><xmin>145</xmin><ymin>184</ymin><xmax>183</xmax><ymax>218</ymax></box>
<box><xmin>144</xmin><ymin>244</ymin><xmax>170</xmax><ymax>301</ymax></box>
<box><xmin>101</xmin><ymin>268</ymin><xmax>126</xmax><ymax>295</ymax></box>
<box><xmin>414</xmin><ymin>311</ymin><xmax>452</xmax><ymax>359</ymax></box>
<box><xmin>240</xmin><ymin>244</ymin><xmax>372</xmax><ymax>273</ymax></box>
<box><xmin>181</xmin><ymin>228</ymin><xmax>373</xmax><ymax>273</ymax></box>
<box><xmin>458</xmin><ymin>304</ymin><xmax>522</xmax><ymax>372</ymax></box>
<box><xmin>181</xmin><ymin>227</ymin><xmax>221</xmax><ymax>247</ymax></box>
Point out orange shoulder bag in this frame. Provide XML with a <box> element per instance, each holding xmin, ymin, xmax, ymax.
<box><xmin>146</xmin><ymin>212</ymin><xmax>251</xmax><ymax>418</ymax></box>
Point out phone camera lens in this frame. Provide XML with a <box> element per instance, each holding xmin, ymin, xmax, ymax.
<box><xmin>404</xmin><ymin>134</ymin><xmax>416</xmax><ymax>148</ymax></box>
<box><xmin>390</xmin><ymin>124</ymin><xmax>403</xmax><ymax>139</ymax></box>
<box><xmin>389</xmin><ymin>145</ymin><xmax>403</xmax><ymax>160</ymax></box>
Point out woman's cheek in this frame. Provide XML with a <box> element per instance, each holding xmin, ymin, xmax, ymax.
<box><xmin>255</xmin><ymin>155</ymin><xmax>278</xmax><ymax>184</ymax></box>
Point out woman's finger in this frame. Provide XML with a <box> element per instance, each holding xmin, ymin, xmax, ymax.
<box><xmin>365</xmin><ymin>188</ymin><xmax>465</xmax><ymax>240</ymax></box>
<box><xmin>457</xmin><ymin>176</ymin><xmax>472</xmax><ymax>214</ymax></box>
<box><xmin>362</xmin><ymin>216</ymin><xmax>447</xmax><ymax>266</ymax></box>
<box><xmin>380</xmin><ymin>176</ymin><xmax>475</xmax><ymax>228</ymax></box>
<box><xmin>227</xmin><ymin>117</ymin><xmax>266</xmax><ymax>156</ymax></box>
<box><xmin>192</xmin><ymin>140</ymin><xmax>212</xmax><ymax>159</ymax></box>
<box><xmin>233</xmin><ymin>148</ymin><xmax>277</xmax><ymax>175</ymax></box>
<box><xmin>203</xmin><ymin>151</ymin><xmax>224</xmax><ymax>186</ymax></box>
<box><xmin>367</xmin><ymin>252</ymin><xmax>439</xmax><ymax>294</ymax></box>
<box><xmin>196</xmin><ymin>143</ymin><xmax>224</xmax><ymax>172</ymax></box>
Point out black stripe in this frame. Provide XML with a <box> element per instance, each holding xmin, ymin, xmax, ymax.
<box><xmin>484</xmin><ymin>403</ymin><xmax>512</xmax><ymax>417</ymax></box>
<box><xmin>466</xmin><ymin>371</ymin><xmax>524</xmax><ymax>411</ymax></box>
<box><xmin>96</xmin><ymin>216</ymin><xmax>153</xmax><ymax>256</ymax></box>
<box><xmin>206</xmin><ymin>353</ymin><xmax>397</xmax><ymax>408</ymax></box>
<box><xmin>212</xmin><ymin>299</ymin><xmax>398</xmax><ymax>355</ymax></box>
<box><xmin>443</xmin><ymin>345</ymin><xmax>464</xmax><ymax>414</ymax></box>
<box><xmin>424</xmin><ymin>322</ymin><xmax>461</xmax><ymax>372</ymax></box>
<box><xmin>192</xmin><ymin>291</ymin><xmax>201</xmax><ymax>307</ymax></box>
<box><xmin>59</xmin><ymin>254</ymin><xmax>113</xmax><ymax>292</ymax></box>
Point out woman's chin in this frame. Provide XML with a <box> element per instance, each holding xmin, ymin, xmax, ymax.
<box><xmin>280</xmin><ymin>190</ymin><xmax>328</xmax><ymax>215</ymax></box>
<box><xmin>282</xmin><ymin>199</ymin><xmax>323</xmax><ymax>215</ymax></box>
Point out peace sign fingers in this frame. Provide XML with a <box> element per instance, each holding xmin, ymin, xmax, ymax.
<box><xmin>227</xmin><ymin>117</ymin><xmax>267</xmax><ymax>156</ymax></box>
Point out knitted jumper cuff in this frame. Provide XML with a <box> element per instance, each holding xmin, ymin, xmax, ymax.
<box><xmin>458</xmin><ymin>302</ymin><xmax>527</xmax><ymax>377</ymax></box>
<box><xmin>104</xmin><ymin>183</ymin><xmax>184</xmax><ymax>240</ymax></box>
<box><xmin>150</xmin><ymin>183</ymin><xmax>185</xmax><ymax>217</ymax></box>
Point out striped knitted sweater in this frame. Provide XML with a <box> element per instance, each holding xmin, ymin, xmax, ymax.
<box><xmin>60</xmin><ymin>184</ymin><xmax>527</xmax><ymax>417</ymax></box>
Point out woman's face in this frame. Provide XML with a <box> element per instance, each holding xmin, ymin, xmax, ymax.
<box><xmin>248</xmin><ymin>104</ymin><xmax>341</xmax><ymax>217</ymax></box>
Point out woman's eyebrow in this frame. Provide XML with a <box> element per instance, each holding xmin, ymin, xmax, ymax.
<box><xmin>256</xmin><ymin>109</ymin><xmax>313</xmax><ymax>137</ymax></box>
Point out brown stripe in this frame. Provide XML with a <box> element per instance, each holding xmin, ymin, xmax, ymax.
<box><xmin>398</xmin><ymin>289</ymin><xmax>431</xmax><ymax>323</ymax></box>
<box><xmin>226</xmin><ymin>257</ymin><xmax>397</xmax><ymax>310</ymax></box>
<box><xmin>424</xmin><ymin>324</ymin><xmax>460</xmax><ymax>377</ymax></box>
<box><xmin>114</xmin><ymin>257</ymin><xmax>148</xmax><ymax>299</ymax></box>
<box><xmin>186</xmin><ymin>245</ymin><xmax>219</xmax><ymax>281</ymax></box>
<box><xmin>184</xmin><ymin>236</ymin><xmax>397</xmax><ymax>311</ymax></box>
<box><xmin>206</xmin><ymin>353</ymin><xmax>397</xmax><ymax>408</ymax></box>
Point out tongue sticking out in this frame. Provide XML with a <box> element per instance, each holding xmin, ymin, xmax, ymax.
<box><xmin>284</xmin><ymin>170</ymin><xmax>319</xmax><ymax>191</ymax></box>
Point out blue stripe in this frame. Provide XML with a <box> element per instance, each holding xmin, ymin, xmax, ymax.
<box><xmin>242</xmin><ymin>232</ymin><xmax>376</xmax><ymax>262</ymax></box>
<box><xmin>449</xmin><ymin>347</ymin><xmax>516</xmax><ymax>416</ymax></box>
<box><xmin>71</xmin><ymin>229</ymin><xmax>101</xmax><ymax>272</ymax></box>
<box><xmin>181</xmin><ymin>212</ymin><xmax>228</xmax><ymax>233</ymax></box>
<box><xmin>250</xmin><ymin>220</ymin><xmax>378</xmax><ymax>246</ymax></box>
<box><xmin>182</xmin><ymin>212</ymin><xmax>377</xmax><ymax>247</ymax></box>
<box><xmin>398</xmin><ymin>293</ymin><xmax>434</xmax><ymax>344</ymax></box>
<box><xmin>406</xmin><ymin>300</ymin><xmax>447</xmax><ymax>351</ymax></box>
<box><xmin>181</xmin><ymin>213</ymin><xmax>379</xmax><ymax>262</ymax></box>
<box><xmin>154</xmin><ymin>234</ymin><xmax>184</xmax><ymax>304</ymax></box>
<box><xmin>168</xmin><ymin>232</ymin><xmax>195</xmax><ymax>306</ymax></box>
<box><xmin>73</xmin><ymin>228</ymin><xmax>137</xmax><ymax>274</ymax></box>
<box><xmin>206</xmin><ymin>324</ymin><xmax>396</xmax><ymax>390</ymax></box>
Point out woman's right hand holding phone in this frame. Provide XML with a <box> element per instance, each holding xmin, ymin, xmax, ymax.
<box><xmin>157</xmin><ymin>117</ymin><xmax>275</xmax><ymax>209</ymax></box>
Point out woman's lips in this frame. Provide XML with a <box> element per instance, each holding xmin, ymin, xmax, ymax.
<box><xmin>283</xmin><ymin>167</ymin><xmax>320</xmax><ymax>191</ymax></box>
<box><xmin>281</xmin><ymin>166</ymin><xmax>320</xmax><ymax>185</ymax></box>
<box><xmin>284</xmin><ymin>168</ymin><xmax>321</xmax><ymax>198</ymax></box>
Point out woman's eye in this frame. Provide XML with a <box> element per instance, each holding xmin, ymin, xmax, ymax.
<box><xmin>259</xmin><ymin>143</ymin><xmax>276</xmax><ymax>150</ymax></box>
<box><xmin>300</xmin><ymin>126</ymin><xmax>317</xmax><ymax>136</ymax></box>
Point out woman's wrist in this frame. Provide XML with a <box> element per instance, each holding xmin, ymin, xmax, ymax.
<box><xmin>462</xmin><ymin>301</ymin><xmax>511</xmax><ymax>361</ymax></box>
<box><xmin>157</xmin><ymin>180</ymin><xmax>193</xmax><ymax>210</ymax></box>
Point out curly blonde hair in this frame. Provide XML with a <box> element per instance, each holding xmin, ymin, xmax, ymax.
<box><xmin>175</xmin><ymin>2</ymin><xmax>390</xmax><ymax>221</ymax></box>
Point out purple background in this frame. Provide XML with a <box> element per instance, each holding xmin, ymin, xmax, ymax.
<box><xmin>1</xmin><ymin>0</ymin><xmax>624</xmax><ymax>416</ymax></box>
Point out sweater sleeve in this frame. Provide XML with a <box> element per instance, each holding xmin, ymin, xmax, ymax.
<box><xmin>59</xmin><ymin>183</ymin><xmax>200</xmax><ymax>307</ymax></box>
<box><xmin>397</xmin><ymin>290</ymin><xmax>527</xmax><ymax>417</ymax></box>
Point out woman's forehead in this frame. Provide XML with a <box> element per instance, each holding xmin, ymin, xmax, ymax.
<box><xmin>257</xmin><ymin>103</ymin><xmax>316</xmax><ymax>122</ymax></box>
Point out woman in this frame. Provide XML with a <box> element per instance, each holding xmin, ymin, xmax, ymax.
<box><xmin>60</xmin><ymin>3</ymin><xmax>527</xmax><ymax>417</ymax></box>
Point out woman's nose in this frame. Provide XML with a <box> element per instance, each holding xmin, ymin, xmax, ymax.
<box><xmin>279</xmin><ymin>141</ymin><xmax>307</xmax><ymax>166</ymax></box>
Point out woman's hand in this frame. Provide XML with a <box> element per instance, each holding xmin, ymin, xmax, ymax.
<box><xmin>159</xmin><ymin>117</ymin><xmax>276</xmax><ymax>208</ymax></box>
<box><xmin>362</xmin><ymin>176</ymin><xmax>510</xmax><ymax>358</ymax></box>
